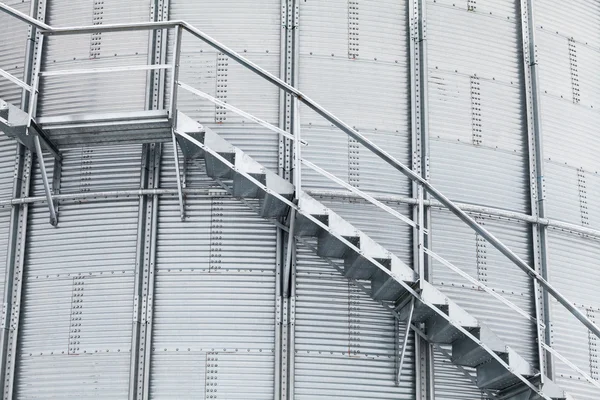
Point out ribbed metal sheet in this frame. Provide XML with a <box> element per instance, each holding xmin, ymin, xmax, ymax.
<box><xmin>166</xmin><ymin>0</ymin><xmax>281</xmax><ymax>170</ymax></box>
<box><xmin>14</xmin><ymin>145</ymin><xmax>140</xmax><ymax>399</ymax></box>
<box><xmin>38</xmin><ymin>0</ymin><xmax>151</xmax><ymax>116</ymax></box>
<box><xmin>549</xmin><ymin>302</ymin><xmax>600</xmax><ymax>400</ymax></box>
<box><xmin>534</xmin><ymin>6</ymin><xmax>600</xmax><ymax>395</ymax></box>
<box><xmin>427</xmin><ymin>0</ymin><xmax>528</xmax><ymax>213</ymax></box>
<box><xmin>547</xmin><ymin>229</ymin><xmax>600</xmax><ymax>311</ymax></box>
<box><xmin>433</xmin><ymin>346</ymin><xmax>483</xmax><ymax>400</ymax></box>
<box><xmin>298</xmin><ymin>0</ymin><xmax>411</xmax><ymax>197</ymax></box>
<box><xmin>59</xmin><ymin>144</ymin><xmax>143</xmax><ymax>193</ymax></box>
<box><xmin>159</xmin><ymin>141</ymin><xmax>215</xmax><ymax>190</ymax></box>
<box><xmin>149</xmin><ymin>195</ymin><xmax>276</xmax><ymax>399</ymax></box>
<box><xmin>0</xmin><ymin>136</ymin><xmax>17</xmax><ymax>201</ymax></box>
<box><xmin>534</xmin><ymin>0</ymin><xmax>600</xmax><ymax>50</ymax></box>
<box><xmin>294</xmin><ymin>242</ymin><xmax>415</xmax><ymax>399</ymax></box>
<box><xmin>315</xmin><ymin>196</ymin><xmax>412</xmax><ymax>265</ymax></box>
<box><xmin>430</xmin><ymin>210</ymin><xmax>537</xmax><ymax>365</ymax></box>
<box><xmin>0</xmin><ymin>0</ymin><xmax>30</xmax><ymax>108</ymax></box>
<box><xmin>539</xmin><ymin>95</ymin><xmax>600</xmax><ymax>175</ymax></box>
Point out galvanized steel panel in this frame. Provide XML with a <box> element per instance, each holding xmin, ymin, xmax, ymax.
<box><xmin>549</xmin><ymin>302</ymin><xmax>600</xmax><ymax>399</ymax></box>
<box><xmin>547</xmin><ymin>229</ymin><xmax>600</xmax><ymax>311</ymax></box>
<box><xmin>426</xmin><ymin>0</ymin><xmax>529</xmax><ymax>213</ymax></box>
<box><xmin>38</xmin><ymin>0</ymin><xmax>152</xmax><ymax>116</ymax></box>
<box><xmin>298</xmin><ymin>0</ymin><xmax>411</xmax><ymax>197</ymax></box>
<box><xmin>315</xmin><ymin>196</ymin><xmax>412</xmax><ymax>265</ymax></box>
<box><xmin>294</xmin><ymin>242</ymin><xmax>415</xmax><ymax>399</ymax></box>
<box><xmin>16</xmin><ymin>199</ymin><xmax>138</xmax><ymax>398</ymax></box>
<box><xmin>0</xmin><ymin>0</ymin><xmax>30</xmax><ymax>108</ymax></box>
<box><xmin>149</xmin><ymin>195</ymin><xmax>276</xmax><ymax>399</ymax></box>
<box><xmin>429</xmin><ymin>141</ymin><xmax>529</xmax><ymax>212</ymax></box>
<box><xmin>166</xmin><ymin>0</ymin><xmax>281</xmax><ymax>169</ymax></box>
<box><xmin>534</xmin><ymin>5</ymin><xmax>600</xmax><ymax>395</ymax></box>
<box><xmin>430</xmin><ymin>210</ymin><xmax>537</xmax><ymax>365</ymax></box>
<box><xmin>14</xmin><ymin>145</ymin><xmax>140</xmax><ymax>399</ymax></box>
<box><xmin>0</xmin><ymin>136</ymin><xmax>17</xmax><ymax>201</ymax></box>
<box><xmin>433</xmin><ymin>346</ymin><xmax>483</xmax><ymax>400</ymax></box>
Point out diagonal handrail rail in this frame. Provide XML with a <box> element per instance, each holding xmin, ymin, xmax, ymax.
<box><xmin>1</xmin><ymin>0</ymin><xmax>599</xmax><ymax>352</ymax></box>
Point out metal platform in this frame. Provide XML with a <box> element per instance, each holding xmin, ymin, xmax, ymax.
<box><xmin>37</xmin><ymin>109</ymin><xmax>172</xmax><ymax>146</ymax></box>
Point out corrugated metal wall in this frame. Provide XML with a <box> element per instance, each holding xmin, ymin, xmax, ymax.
<box><xmin>15</xmin><ymin>144</ymin><xmax>142</xmax><ymax>399</ymax></box>
<box><xmin>166</xmin><ymin>0</ymin><xmax>281</xmax><ymax>170</ymax></box>
<box><xmin>38</xmin><ymin>0</ymin><xmax>152</xmax><ymax>116</ymax></box>
<box><xmin>298</xmin><ymin>0</ymin><xmax>411</xmax><ymax>197</ymax></box>
<box><xmin>149</xmin><ymin>143</ymin><xmax>277</xmax><ymax>399</ymax></box>
<box><xmin>2</xmin><ymin>0</ymin><xmax>600</xmax><ymax>398</ymax></box>
<box><xmin>294</xmin><ymin>242</ymin><xmax>415</xmax><ymax>400</ymax></box>
<box><xmin>425</xmin><ymin>0</ymin><xmax>538</xmax><ymax>397</ymax></box>
<box><xmin>534</xmin><ymin>0</ymin><xmax>600</xmax><ymax>397</ymax></box>
<box><xmin>0</xmin><ymin>0</ymin><xmax>31</xmax><ymax>108</ymax></box>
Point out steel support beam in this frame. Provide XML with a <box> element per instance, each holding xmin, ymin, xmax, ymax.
<box><xmin>1</xmin><ymin>2</ymin><xmax>45</xmax><ymax>396</ymax></box>
<box><xmin>140</xmin><ymin>143</ymin><xmax>161</xmax><ymax>400</ymax></box>
<box><xmin>129</xmin><ymin>144</ymin><xmax>153</xmax><ymax>400</ymax></box>
<box><xmin>130</xmin><ymin>144</ymin><xmax>161</xmax><ymax>400</ymax></box>
<box><xmin>520</xmin><ymin>0</ymin><xmax>553</xmax><ymax>380</ymax></box>
<box><xmin>0</xmin><ymin>147</ymin><xmax>32</xmax><ymax>400</ymax></box>
<box><xmin>171</xmin><ymin>130</ymin><xmax>185</xmax><ymax>220</ymax></box>
<box><xmin>131</xmin><ymin>2</ymin><xmax>169</xmax><ymax>398</ymax></box>
<box><xmin>410</xmin><ymin>0</ymin><xmax>434</xmax><ymax>397</ymax></box>
<box><xmin>396</xmin><ymin>298</ymin><xmax>415</xmax><ymax>385</ymax></box>
<box><xmin>278</xmin><ymin>1</ymin><xmax>299</xmax><ymax>398</ymax></box>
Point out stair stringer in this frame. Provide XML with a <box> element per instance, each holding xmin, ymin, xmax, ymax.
<box><xmin>173</xmin><ymin>112</ymin><xmax>574</xmax><ymax>399</ymax></box>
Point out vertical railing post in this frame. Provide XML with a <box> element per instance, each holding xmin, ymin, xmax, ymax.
<box><xmin>169</xmin><ymin>25</ymin><xmax>182</xmax><ymax>126</ymax></box>
<box><xmin>169</xmin><ymin>25</ymin><xmax>185</xmax><ymax>220</ymax></box>
<box><xmin>292</xmin><ymin>96</ymin><xmax>301</xmax><ymax>199</ymax></box>
<box><xmin>417</xmin><ymin>185</ymin><xmax>425</xmax><ymax>289</ymax></box>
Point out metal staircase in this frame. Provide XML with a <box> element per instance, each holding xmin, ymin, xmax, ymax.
<box><xmin>169</xmin><ymin>111</ymin><xmax>572</xmax><ymax>400</ymax></box>
<box><xmin>1</xmin><ymin>2</ymin><xmax>596</xmax><ymax>397</ymax></box>
<box><xmin>0</xmin><ymin>43</ymin><xmax>575</xmax><ymax>400</ymax></box>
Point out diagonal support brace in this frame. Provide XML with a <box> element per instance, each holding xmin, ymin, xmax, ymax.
<box><xmin>396</xmin><ymin>297</ymin><xmax>415</xmax><ymax>386</ymax></box>
<box><xmin>171</xmin><ymin>129</ymin><xmax>185</xmax><ymax>221</ymax></box>
<box><xmin>33</xmin><ymin>134</ymin><xmax>57</xmax><ymax>226</ymax></box>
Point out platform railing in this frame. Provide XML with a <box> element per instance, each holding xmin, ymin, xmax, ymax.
<box><xmin>1</xmin><ymin>1</ymin><xmax>600</xmax><ymax>393</ymax></box>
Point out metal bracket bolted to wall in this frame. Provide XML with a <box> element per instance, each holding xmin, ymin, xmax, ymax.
<box><xmin>396</xmin><ymin>297</ymin><xmax>415</xmax><ymax>386</ymax></box>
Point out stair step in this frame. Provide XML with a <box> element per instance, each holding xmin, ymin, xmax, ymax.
<box><xmin>176</xmin><ymin>114</ymin><xmax>294</xmax><ymax>218</ymax></box>
<box><xmin>344</xmin><ymin>233</ymin><xmax>391</xmax><ymax>279</ymax></box>
<box><xmin>170</xmin><ymin>111</ymin><xmax>572</xmax><ymax>400</ymax></box>
<box><xmin>0</xmin><ymin>100</ymin><xmax>9</xmax><ymax>120</ymax></box>
<box><xmin>497</xmin><ymin>375</ymin><xmax>572</xmax><ymax>400</ymax></box>
<box><xmin>476</xmin><ymin>347</ymin><xmax>536</xmax><ymax>390</ymax></box>
<box><xmin>203</xmin><ymin>131</ymin><xmax>237</xmax><ymax>179</ymax></box>
<box><xmin>398</xmin><ymin>283</ymin><xmax>479</xmax><ymax>343</ymax></box>
<box><xmin>452</xmin><ymin>325</ymin><xmax>508</xmax><ymax>367</ymax></box>
<box><xmin>0</xmin><ymin>99</ymin><xmax>34</xmax><ymax>150</ymax></box>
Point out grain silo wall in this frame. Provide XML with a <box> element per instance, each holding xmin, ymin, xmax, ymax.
<box><xmin>0</xmin><ymin>0</ymin><xmax>598</xmax><ymax>399</ymax></box>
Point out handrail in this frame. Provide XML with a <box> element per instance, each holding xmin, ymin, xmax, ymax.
<box><xmin>541</xmin><ymin>343</ymin><xmax>600</xmax><ymax>390</ymax></box>
<box><xmin>174</xmin><ymin>127</ymin><xmax>551</xmax><ymax>398</ymax></box>
<box><xmin>177</xmin><ymin>81</ymin><xmax>307</xmax><ymax>146</ymax></box>
<box><xmin>0</xmin><ymin>67</ymin><xmax>33</xmax><ymax>92</ymax></box>
<box><xmin>1</xmin><ymin>0</ymin><xmax>599</xmax><ymax>353</ymax></box>
<box><xmin>301</xmin><ymin>158</ymin><xmax>417</xmax><ymax>228</ymax></box>
<box><xmin>302</xmin><ymin>157</ymin><xmax>541</xmax><ymax>328</ymax></box>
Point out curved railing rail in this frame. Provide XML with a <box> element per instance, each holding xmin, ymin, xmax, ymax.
<box><xmin>1</xmin><ymin>1</ymin><xmax>599</xmax><ymax>393</ymax></box>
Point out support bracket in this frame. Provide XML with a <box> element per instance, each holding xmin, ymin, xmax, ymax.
<box><xmin>396</xmin><ymin>297</ymin><xmax>415</xmax><ymax>386</ymax></box>
<box><xmin>171</xmin><ymin>129</ymin><xmax>185</xmax><ymax>220</ymax></box>
<box><xmin>33</xmin><ymin>134</ymin><xmax>57</xmax><ymax>226</ymax></box>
